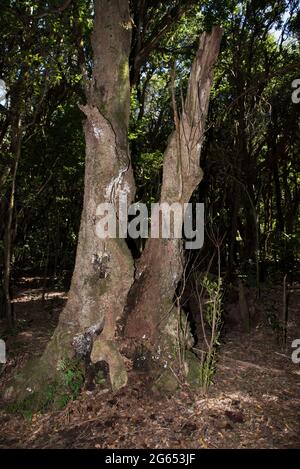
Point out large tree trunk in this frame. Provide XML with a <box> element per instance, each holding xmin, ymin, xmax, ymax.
<box><xmin>5</xmin><ymin>0</ymin><xmax>136</xmax><ymax>399</ymax></box>
<box><xmin>3</xmin><ymin>122</ymin><xmax>22</xmax><ymax>328</ymax></box>
<box><xmin>43</xmin><ymin>0</ymin><xmax>136</xmax><ymax>378</ymax></box>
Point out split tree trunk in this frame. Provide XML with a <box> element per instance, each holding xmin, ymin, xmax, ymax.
<box><xmin>4</xmin><ymin>3</ymin><xmax>222</xmax><ymax>400</ymax></box>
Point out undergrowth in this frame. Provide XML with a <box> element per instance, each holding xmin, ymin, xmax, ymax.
<box><xmin>4</xmin><ymin>357</ymin><xmax>85</xmax><ymax>420</ymax></box>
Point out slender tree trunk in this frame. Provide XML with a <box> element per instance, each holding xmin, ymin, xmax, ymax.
<box><xmin>228</xmin><ymin>184</ymin><xmax>240</xmax><ymax>276</ymax></box>
<box><xmin>273</xmin><ymin>160</ymin><xmax>284</xmax><ymax>233</ymax></box>
<box><xmin>3</xmin><ymin>121</ymin><xmax>22</xmax><ymax>328</ymax></box>
<box><xmin>5</xmin><ymin>0</ymin><xmax>136</xmax><ymax>398</ymax></box>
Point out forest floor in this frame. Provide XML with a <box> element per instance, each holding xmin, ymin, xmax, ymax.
<box><xmin>0</xmin><ymin>276</ymin><xmax>299</xmax><ymax>449</ymax></box>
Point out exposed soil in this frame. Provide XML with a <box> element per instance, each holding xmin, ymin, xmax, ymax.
<box><xmin>0</xmin><ymin>277</ymin><xmax>299</xmax><ymax>449</ymax></box>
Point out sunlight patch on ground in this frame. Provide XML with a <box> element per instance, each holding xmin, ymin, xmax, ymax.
<box><xmin>12</xmin><ymin>291</ymin><xmax>68</xmax><ymax>303</ymax></box>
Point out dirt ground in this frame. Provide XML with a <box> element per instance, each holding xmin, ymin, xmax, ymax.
<box><xmin>0</xmin><ymin>277</ymin><xmax>299</xmax><ymax>449</ymax></box>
